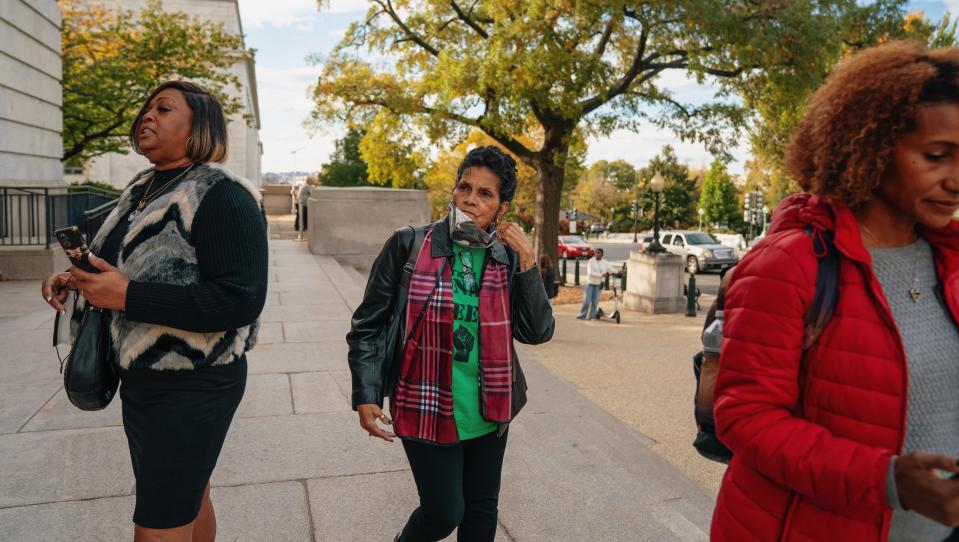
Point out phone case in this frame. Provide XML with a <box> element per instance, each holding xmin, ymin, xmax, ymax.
<box><xmin>54</xmin><ymin>226</ymin><xmax>99</xmax><ymax>273</ymax></box>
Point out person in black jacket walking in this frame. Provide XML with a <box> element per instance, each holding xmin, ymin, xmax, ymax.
<box><xmin>346</xmin><ymin>146</ymin><xmax>554</xmax><ymax>542</ymax></box>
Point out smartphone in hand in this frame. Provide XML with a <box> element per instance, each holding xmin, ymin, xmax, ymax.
<box><xmin>54</xmin><ymin>226</ymin><xmax>99</xmax><ymax>273</ymax></box>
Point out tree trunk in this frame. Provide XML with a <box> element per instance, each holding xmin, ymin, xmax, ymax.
<box><xmin>531</xmin><ymin>156</ymin><xmax>565</xmax><ymax>268</ymax></box>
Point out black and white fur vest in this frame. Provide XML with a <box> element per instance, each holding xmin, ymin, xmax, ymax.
<box><xmin>74</xmin><ymin>163</ymin><xmax>261</xmax><ymax>371</ymax></box>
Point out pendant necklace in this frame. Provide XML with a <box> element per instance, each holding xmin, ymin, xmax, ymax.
<box><xmin>127</xmin><ymin>164</ymin><xmax>194</xmax><ymax>222</ymax></box>
<box><xmin>908</xmin><ymin>243</ymin><xmax>922</xmax><ymax>303</ymax></box>
<box><xmin>860</xmin><ymin>223</ymin><xmax>922</xmax><ymax>303</ymax></box>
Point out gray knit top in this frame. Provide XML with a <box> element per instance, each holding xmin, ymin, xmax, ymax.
<box><xmin>872</xmin><ymin>238</ymin><xmax>959</xmax><ymax>541</ymax></box>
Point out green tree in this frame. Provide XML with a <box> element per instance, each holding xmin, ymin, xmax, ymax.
<box><xmin>636</xmin><ymin>146</ymin><xmax>699</xmax><ymax>230</ymax></box>
<box><xmin>61</xmin><ymin>0</ymin><xmax>252</xmax><ymax>162</ymax></box>
<box><xmin>310</xmin><ymin>1</ymin><xmax>918</xmax><ymax>261</ymax></box>
<box><xmin>698</xmin><ymin>158</ymin><xmax>738</xmax><ymax>227</ymax></box>
<box><xmin>317</xmin><ymin>128</ymin><xmax>371</xmax><ymax>186</ymax></box>
<box><xmin>744</xmin><ymin>6</ymin><xmax>957</xmax><ymax>191</ymax></box>
<box><xmin>572</xmin><ymin>164</ymin><xmax>626</xmax><ymax>224</ymax></box>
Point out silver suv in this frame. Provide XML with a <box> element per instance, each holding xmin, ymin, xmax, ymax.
<box><xmin>660</xmin><ymin>230</ymin><xmax>739</xmax><ymax>273</ymax></box>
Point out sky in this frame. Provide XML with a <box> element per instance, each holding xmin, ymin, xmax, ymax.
<box><xmin>238</xmin><ymin>0</ymin><xmax>956</xmax><ymax>176</ymax></box>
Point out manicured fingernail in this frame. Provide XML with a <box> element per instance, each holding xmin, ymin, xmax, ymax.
<box><xmin>45</xmin><ymin>296</ymin><xmax>52</xmax><ymax>302</ymax></box>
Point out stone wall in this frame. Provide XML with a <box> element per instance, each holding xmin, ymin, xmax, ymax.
<box><xmin>261</xmin><ymin>183</ymin><xmax>294</xmax><ymax>215</ymax></box>
<box><xmin>84</xmin><ymin>0</ymin><xmax>262</xmax><ymax>188</ymax></box>
<box><xmin>307</xmin><ymin>187</ymin><xmax>431</xmax><ymax>270</ymax></box>
<box><xmin>0</xmin><ymin>0</ymin><xmax>65</xmax><ymax>188</ymax></box>
<box><xmin>624</xmin><ymin>251</ymin><xmax>686</xmax><ymax>314</ymax></box>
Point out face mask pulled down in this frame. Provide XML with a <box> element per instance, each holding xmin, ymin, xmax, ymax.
<box><xmin>448</xmin><ymin>201</ymin><xmax>496</xmax><ymax>248</ymax></box>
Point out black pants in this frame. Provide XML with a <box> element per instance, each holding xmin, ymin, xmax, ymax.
<box><xmin>294</xmin><ymin>204</ymin><xmax>308</xmax><ymax>231</ymax></box>
<box><xmin>399</xmin><ymin>429</ymin><xmax>508</xmax><ymax>542</ymax></box>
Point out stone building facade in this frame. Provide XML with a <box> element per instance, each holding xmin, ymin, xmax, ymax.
<box><xmin>82</xmin><ymin>0</ymin><xmax>262</xmax><ymax>188</ymax></box>
<box><xmin>0</xmin><ymin>0</ymin><xmax>65</xmax><ymax>188</ymax></box>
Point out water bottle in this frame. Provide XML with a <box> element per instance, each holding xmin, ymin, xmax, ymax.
<box><xmin>696</xmin><ymin>310</ymin><xmax>724</xmax><ymax>424</ymax></box>
<box><xmin>702</xmin><ymin>310</ymin><xmax>724</xmax><ymax>359</ymax></box>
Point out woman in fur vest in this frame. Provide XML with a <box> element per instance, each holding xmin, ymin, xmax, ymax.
<box><xmin>347</xmin><ymin>146</ymin><xmax>554</xmax><ymax>542</ymax></box>
<box><xmin>40</xmin><ymin>80</ymin><xmax>268</xmax><ymax>542</ymax></box>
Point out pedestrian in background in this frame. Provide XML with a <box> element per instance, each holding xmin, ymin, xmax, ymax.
<box><xmin>347</xmin><ymin>146</ymin><xmax>554</xmax><ymax>542</ymax></box>
<box><xmin>711</xmin><ymin>41</ymin><xmax>959</xmax><ymax>541</ymax></box>
<box><xmin>577</xmin><ymin>248</ymin><xmax>609</xmax><ymax>320</ymax></box>
<box><xmin>41</xmin><ymin>80</ymin><xmax>268</xmax><ymax>542</ymax></box>
<box><xmin>295</xmin><ymin>177</ymin><xmax>313</xmax><ymax>233</ymax></box>
<box><xmin>540</xmin><ymin>255</ymin><xmax>559</xmax><ymax>305</ymax></box>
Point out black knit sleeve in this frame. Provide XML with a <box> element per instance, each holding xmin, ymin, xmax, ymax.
<box><xmin>123</xmin><ymin>180</ymin><xmax>269</xmax><ymax>332</ymax></box>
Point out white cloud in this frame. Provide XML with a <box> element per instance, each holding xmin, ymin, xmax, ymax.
<box><xmin>254</xmin><ymin>65</ymin><xmax>338</xmax><ymax>173</ymax></box>
<box><xmin>945</xmin><ymin>0</ymin><xmax>959</xmax><ymax>14</ymax></box>
<box><xmin>238</xmin><ymin>0</ymin><xmax>367</xmax><ymax>28</ymax></box>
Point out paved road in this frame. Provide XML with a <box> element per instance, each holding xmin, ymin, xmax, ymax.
<box><xmin>526</xmin><ymin>303</ymin><xmax>729</xmax><ymax>494</ymax></box>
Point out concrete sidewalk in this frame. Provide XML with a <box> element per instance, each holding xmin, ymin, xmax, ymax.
<box><xmin>0</xmin><ymin>238</ymin><xmax>715</xmax><ymax>541</ymax></box>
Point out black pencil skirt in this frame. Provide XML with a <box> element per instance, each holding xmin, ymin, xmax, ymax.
<box><xmin>119</xmin><ymin>356</ymin><xmax>247</xmax><ymax>529</ymax></box>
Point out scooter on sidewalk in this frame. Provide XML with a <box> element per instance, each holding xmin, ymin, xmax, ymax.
<box><xmin>594</xmin><ymin>281</ymin><xmax>622</xmax><ymax>324</ymax></box>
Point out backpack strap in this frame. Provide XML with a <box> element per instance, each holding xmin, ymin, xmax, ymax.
<box><xmin>400</xmin><ymin>226</ymin><xmax>426</xmax><ymax>289</ymax></box>
<box><xmin>803</xmin><ymin>227</ymin><xmax>840</xmax><ymax>349</ymax></box>
<box><xmin>705</xmin><ymin>228</ymin><xmax>840</xmax><ymax>349</ymax></box>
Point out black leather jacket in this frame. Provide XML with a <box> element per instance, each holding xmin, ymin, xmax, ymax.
<box><xmin>346</xmin><ymin>217</ymin><xmax>555</xmax><ymax>415</ymax></box>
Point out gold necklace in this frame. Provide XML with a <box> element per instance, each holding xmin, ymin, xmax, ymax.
<box><xmin>860</xmin><ymin>223</ymin><xmax>923</xmax><ymax>303</ymax></box>
<box><xmin>127</xmin><ymin>164</ymin><xmax>194</xmax><ymax>222</ymax></box>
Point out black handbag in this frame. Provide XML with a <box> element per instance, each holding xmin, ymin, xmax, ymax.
<box><xmin>54</xmin><ymin>296</ymin><xmax>119</xmax><ymax>411</ymax></box>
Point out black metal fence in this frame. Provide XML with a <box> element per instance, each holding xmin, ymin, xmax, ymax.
<box><xmin>0</xmin><ymin>186</ymin><xmax>119</xmax><ymax>248</ymax></box>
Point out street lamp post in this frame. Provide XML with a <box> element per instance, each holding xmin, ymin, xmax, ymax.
<box><xmin>643</xmin><ymin>172</ymin><xmax>667</xmax><ymax>254</ymax></box>
<box><xmin>631</xmin><ymin>199</ymin><xmax>639</xmax><ymax>243</ymax></box>
<box><xmin>698</xmin><ymin>207</ymin><xmax>704</xmax><ymax>231</ymax></box>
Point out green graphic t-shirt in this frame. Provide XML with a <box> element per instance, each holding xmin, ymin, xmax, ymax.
<box><xmin>451</xmin><ymin>243</ymin><xmax>498</xmax><ymax>440</ymax></box>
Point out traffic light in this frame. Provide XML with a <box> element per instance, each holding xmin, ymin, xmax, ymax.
<box><xmin>631</xmin><ymin>200</ymin><xmax>638</xmax><ymax>214</ymax></box>
<box><xmin>745</xmin><ymin>192</ymin><xmax>753</xmax><ymax>211</ymax></box>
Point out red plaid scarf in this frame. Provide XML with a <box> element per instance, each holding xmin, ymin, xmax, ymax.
<box><xmin>391</xmin><ymin>228</ymin><xmax>513</xmax><ymax>444</ymax></box>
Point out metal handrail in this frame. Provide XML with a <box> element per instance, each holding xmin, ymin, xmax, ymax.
<box><xmin>0</xmin><ymin>186</ymin><xmax>119</xmax><ymax>248</ymax></box>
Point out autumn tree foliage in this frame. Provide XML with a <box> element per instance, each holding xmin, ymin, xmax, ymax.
<box><xmin>61</xmin><ymin>0</ymin><xmax>252</xmax><ymax>162</ymax></box>
<box><xmin>309</xmin><ymin>0</ymin><xmax>946</xmax><ymax>260</ymax></box>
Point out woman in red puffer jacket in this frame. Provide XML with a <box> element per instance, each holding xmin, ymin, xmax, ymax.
<box><xmin>712</xmin><ymin>42</ymin><xmax>959</xmax><ymax>541</ymax></box>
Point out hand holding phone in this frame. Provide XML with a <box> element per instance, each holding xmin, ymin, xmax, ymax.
<box><xmin>54</xmin><ymin>226</ymin><xmax>99</xmax><ymax>273</ymax></box>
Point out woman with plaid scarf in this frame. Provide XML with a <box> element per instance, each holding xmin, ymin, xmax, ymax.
<box><xmin>347</xmin><ymin>146</ymin><xmax>555</xmax><ymax>542</ymax></box>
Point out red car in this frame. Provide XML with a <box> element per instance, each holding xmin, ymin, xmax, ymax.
<box><xmin>557</xmin><ymin>235</ymin><xmax>594</xmax><ymax>259</ymax></box>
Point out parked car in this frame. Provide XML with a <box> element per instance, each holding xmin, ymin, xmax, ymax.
<box><xmin>659</xmin><ymin>230</ymin><xmax>739</xmax><ymax>273</ymax></box>
<box><xmin>558</xmin><ymin>235</ymin><xmax>595</xmax><ymax>259</ymax></box>
<box><xmin>638</xmin><ymin>233</ymin><xmax>655</xmax><ymax>251</ymax></box>
<box><xmin>712</xmin><ymin>233</ymin><xmax>748</xmax><ymax>258</ymax></box>
<box><xmin>589</xmin><ymin>223</ymin><xmax>606</xmax><ymax>234</ymax></box>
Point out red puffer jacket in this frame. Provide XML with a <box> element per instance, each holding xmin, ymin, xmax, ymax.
<box><xmin>711</xmin><ymin>194</ymin><xmax>959</xmax><ymax>541</ymax></box>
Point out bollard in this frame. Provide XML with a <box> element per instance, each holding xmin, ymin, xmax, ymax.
<box><xmin>561</xmin><ymin>255</ymin><xmax>567</xmax><ymax>286</ymax></box>
<box><xmin>685</xmin><ymin>273</ymin><xmax>698</xmax><ymax>317</ymax></box>
<box><xmin>620</xmin><ymin>264</ymin><xmax>627</xmax><ymax>292</ymax></box>
<box><xmin>574</xmin><ymin>258</ymin><xmax>581</xmax><ymax>286</ymax></box>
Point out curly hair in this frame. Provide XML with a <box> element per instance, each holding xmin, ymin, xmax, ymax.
<box><xmin>456</xmin><ymin>145</ymin><xmax>519</xmax><ymax>204</ymax></box>
<box><xmin>786</xmin><ymin>41</ymin><xmax>959</xmax><ymax>208</ymax></box>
